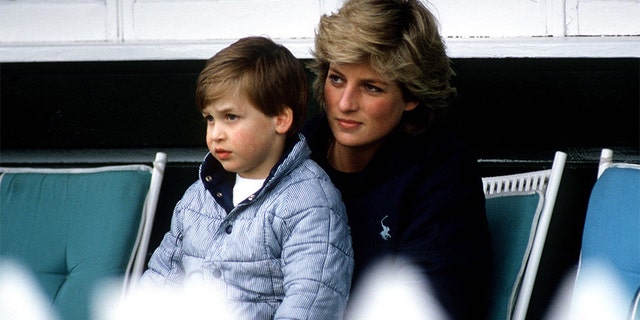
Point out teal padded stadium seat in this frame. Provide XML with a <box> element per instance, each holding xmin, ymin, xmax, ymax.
<box><xmin>485</xmin><ymin>192</ymin><xmax>543</xmax><ymax>320</ymax></box>
<box><xmin>482</xmin><ymin>151</ymin><xmax>566</xmax><ymax>320</ymax></box>
<box><xmin>0</xmin><ymin>153</ymin><xmax>165</xmax><ymax>320</ymax></box>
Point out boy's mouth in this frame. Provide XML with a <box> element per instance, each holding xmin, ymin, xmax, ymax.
<box><xmin>214</xmin><ymin>148</ymin><xmax>232</xmax><ymax>160</ymax></box>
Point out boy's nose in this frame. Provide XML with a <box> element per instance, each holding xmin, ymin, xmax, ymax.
<box><xmin>209</xmin><ymin>125</ymin><xmax>225</xmax><ymax>141</ymax></box>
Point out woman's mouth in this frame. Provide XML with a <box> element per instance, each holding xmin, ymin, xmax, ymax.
<box><xmin>336</xmin><ymin>118</ymin><xmax>362</xmax><ymax>130</ymax></box>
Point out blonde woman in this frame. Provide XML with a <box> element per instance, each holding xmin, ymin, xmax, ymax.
<box><xmin>303</xmin><ymin>1</ymin><xmax>491</xmax><ymax>318</ymax></box>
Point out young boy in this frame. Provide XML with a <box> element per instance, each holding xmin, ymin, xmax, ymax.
<box><xmin>140</xmin><ymin>36</ymin><xmax>354</xmax><ymax>319</ymax></box>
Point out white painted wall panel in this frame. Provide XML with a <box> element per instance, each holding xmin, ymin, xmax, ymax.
<box><xmin>566</xmin><ymin>0</ymin><xmax>640</xmax><ymax>35</ymax></box>
<box><xmin>0</xmin><ymin>0</ymin><xmax>117</xmax><ymax>42</ymax></box>
<box><xmin>1</xmin><ymin>0</ymin><xmax>639</xmax><ymax>60</ymax></box>
<box><xmin>430</xmin><ymin>0</ymin><xmax>548</xmax><ymax>37</ymax></box>
<box><xmin>123</xmin><ymin>0</ymin><xmax>320</xmax><ymax>41</ymax></box>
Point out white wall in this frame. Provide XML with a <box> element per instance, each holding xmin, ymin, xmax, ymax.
<box><xmin>0</xmin><ymin>0</ymin><xmax>638</xmax><ymax>61</ymax></box>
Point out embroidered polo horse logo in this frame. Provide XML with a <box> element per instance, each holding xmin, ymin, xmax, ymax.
<box><xmin>379</xmin><ymin>215</ymin><xmax>391</xmax><ymax>240</ymax></box>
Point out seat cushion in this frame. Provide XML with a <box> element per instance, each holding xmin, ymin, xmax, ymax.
<box><xmin>578</xmin><ymin>166</ymin><xmax>640</xmax><ymax>306</ymax></box>
<box><xmin>485</xmin><ymin>191</ymin><xmax>543</xmax><ymax>320</ymax></box>
<box><xmin>0</xmin><ymin>168</ymin><xmax>151</xmax><ymax>320</ymax></box>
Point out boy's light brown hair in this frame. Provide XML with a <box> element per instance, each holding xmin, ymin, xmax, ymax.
<box><xmin>196</xmin><ymin>36</ymin><xmax>308</xmax><ymax>137</ymax></box>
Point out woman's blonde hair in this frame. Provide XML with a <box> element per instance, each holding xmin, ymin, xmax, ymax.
<box><xmin>310</xmin><ymin>0</ymin><xmax>456</xmax><ymax>134</ymax></box>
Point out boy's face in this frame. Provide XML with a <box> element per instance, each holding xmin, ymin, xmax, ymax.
<box><xmin>202</xmin><ymin>93</ymin><xmax>290</xmax><ymax>179</ymax></box>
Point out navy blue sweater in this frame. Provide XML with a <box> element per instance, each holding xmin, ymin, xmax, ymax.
<box><xmin>303</xmin><ymin>114</ymin><xmax>492</xmax><ymax>320</ymax></box>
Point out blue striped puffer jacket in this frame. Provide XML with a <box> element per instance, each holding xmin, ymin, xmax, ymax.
<box><xmin>140</xmin><ymin>135</ymin><xmax>354</xmax><ymax>319</ymax></box>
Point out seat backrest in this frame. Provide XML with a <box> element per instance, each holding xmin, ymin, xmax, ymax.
<box><xmin>484</xmin><ymin>191</ymin><xmax>543</xmax><ymax>320</ymax></box>
<box><xmin>0</xmin><ymin>152</ymin><xmax>166</xmax><ymax>320</ymax></box>
<box><xmin>482</xmin><ymin>151</ymin><xmax>566</xmax><ymax>320</ymax></box>
<box><xmin>573</xmin><ymin>148</ymin><xmax>640</xmax><ymax>319</ymax></box>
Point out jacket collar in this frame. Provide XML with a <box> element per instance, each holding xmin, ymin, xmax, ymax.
<box><xmin>199</xmin><ymin>134</ymin><xmax>309</xmax><ymax>213</ymax></box>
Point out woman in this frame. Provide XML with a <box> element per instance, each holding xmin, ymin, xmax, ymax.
<box><xmin>303</xmin><ymin>0</ymin><xmax>492</xmax><ymax>319</ymax></box>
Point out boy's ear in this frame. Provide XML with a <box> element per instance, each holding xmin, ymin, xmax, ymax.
<box><xmin>275</xmin><ymin>106</ymin><xmax>293</xmax><ymax>135</ymax></box>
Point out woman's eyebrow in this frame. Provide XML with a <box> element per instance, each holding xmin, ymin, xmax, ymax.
<box><xmin>330</xmin><ymin>66</ymin><xmax>389</xmax><ymax>86</ymax></box>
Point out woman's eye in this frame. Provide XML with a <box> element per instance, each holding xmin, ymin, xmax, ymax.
<box><xmin>364</xmin><ymin>83</ymin><xmax>382</xmax><ymax>93</ymax></box>
<box><xmin>328</xmin><ymin>74</ymin><xmax>343</xmax><ymax>84</ymax></box>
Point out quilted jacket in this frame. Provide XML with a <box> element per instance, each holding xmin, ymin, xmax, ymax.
<box><xmin>141</xmin><ymin>135</ymin><xmax>354</xmax><ymax>319</ymax></box>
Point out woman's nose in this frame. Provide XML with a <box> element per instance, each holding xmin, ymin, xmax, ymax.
<box><xmin>338</xmin><ymin>86</ymin><xmax>358</xmax><ymax>112</ymax></box>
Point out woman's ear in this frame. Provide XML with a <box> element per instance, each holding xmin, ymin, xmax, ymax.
<box><xmin>275</xmin><ymin>106</ymin><xmax>294</xmax><ymax>135</ymax></box>
<box><xmin>404</xmin><ymin>100</ymin><xmax>419</xmax><ymax>112</ymax></box>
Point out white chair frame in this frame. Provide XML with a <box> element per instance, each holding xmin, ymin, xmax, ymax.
<box><xmin>598</xmin><ymin>148</ymin><xmax>640</xmax><ymax>178</ymax></box>
<box><xmin>126</xmin><ymin>152</ymin><xmax>166</xmax><ymax>287</ymax></box>
<box><xmin>482</xmin><ymin>151</ymin><xmax>567</xmax><ymax>320</ymax></box>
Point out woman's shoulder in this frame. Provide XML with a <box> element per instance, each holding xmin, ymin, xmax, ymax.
<box><xmin>387</xmin><ymin>122</ymin><xmax>478</xmax><ymax>168</ymax></box>
<box><xmin>300</xmin><ymin>113</ymin><xmax>331</xmax><ymax>157</ymax></box>
<box><xmin>300</xmin><ymin>113</ymin><xmax>324</xmax><ymax>136</ymax></box>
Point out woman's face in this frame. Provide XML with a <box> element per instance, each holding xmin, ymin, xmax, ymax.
<box><xmin>323</xmin><ymin>62</ymin><xmax>417</xmax><ymax>151</ymax></box>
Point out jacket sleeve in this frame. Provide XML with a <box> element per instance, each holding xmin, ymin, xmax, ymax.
<box><xmin>274</xmin><ymin>179</ymin><xmax>354</xmax><ymax>320</ymax></box>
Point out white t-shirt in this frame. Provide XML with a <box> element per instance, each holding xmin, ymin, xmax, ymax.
<box><xmin>233</xmin><ymin>174</ymin><xmax>265</xmax><ymax>206</ymax></box>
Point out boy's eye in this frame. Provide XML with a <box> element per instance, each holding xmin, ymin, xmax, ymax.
<box><xmin>204</xmin><ymin>115</ymin><xmax>214</xmax><ymax>122</ymax></box>
<box><xmin>226</xmin><ymin>114</ymin><xmax>238</xmax><ymax>121</ymax></box>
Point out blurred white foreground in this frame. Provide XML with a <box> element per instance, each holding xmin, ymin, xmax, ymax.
<box><xmin>6</xmin><ymin>256</ymin><xmax>630</xmax><ymax>320</ymax></box>
<box><xmin>546</xmin><ymin>259</ymin><xmax>629</xmax><ymax>320</ymax></box>
<box><xmin>94</xmin><ymin>277</ymin><xmax>232</xmax><ymax>320</ymax></box>
<box><xmin>0</xmin><ymin>259</ymin><xmax>59</xmax><ymax>320</ymax></box>
<box><xmin>346</xmin><ymin>258</ymin><xmax>448</xmax><ymax>320</ymax></box>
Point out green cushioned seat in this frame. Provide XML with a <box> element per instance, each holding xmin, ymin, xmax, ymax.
<box><xmin>482</xmin><ymin>151</ymin><xmax>566</xmax><ymax>320</ymax></box>
<box><xmin>0</xmin><ymin>167</ymin><xmax>152</xmax><ymax>320</ymax></box>
<box><xmin>485</xmin><ymin>191</ymin><xmax>543</xmax><ymax>320</ymax></box>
